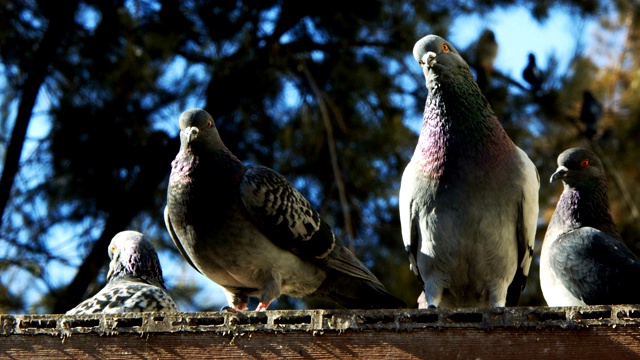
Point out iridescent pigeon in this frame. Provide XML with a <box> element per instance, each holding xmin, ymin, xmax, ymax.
<box><xmin>164</xmin><ymin>108</ymin><xmax>405</xmax><ymax>311</ymax></box>
<box><xmin>541</xmin><ymin>148</ymin><xmax>640</xmax><ymax>306</ymax></box>
<box><xmin>65</xmin><ymin>231</ymin><xmax>179</xmax><ymax>315</ymax></box>
<box><xmin>400</xmin><ymin>34</ymin><xmax>539</xmax><ymax>308</ymax></box>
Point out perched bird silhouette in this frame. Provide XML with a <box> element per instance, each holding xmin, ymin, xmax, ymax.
<box><xmin>66</xmin><ymin>231</ymin><xmax>179</xmax><ymax>315</ymax></box>
<box><xmin>580</xmin><ymin>90</ymin><xmax>603</xmax><ymax>140</ymax></box>
<box><xmin>540</xmin><ymin>148</ymin><xmax>640</xmax><ymax>306</ymax></box>
<box><xmin>400</xmin><ymin>34</ymin><xmax>539</xmax><ymax>308</ymax></box>
<box><xmin>473</xmin><ymin>29</ymin><xmax>498</xmax><ymax>91</ymax></box>
<box><xmin>165</xmin><ymin>108</ymin><xmax>405</xmax><ymax>311</ymax></box>
<box><xmin>522</xmin><ymin>53</ymin><xmax>543</xmax><ymax>94</ymax></box>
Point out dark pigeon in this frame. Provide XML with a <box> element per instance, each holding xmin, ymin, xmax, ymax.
<box><xmin>66</xmin><ymin>231</ymin><xmax>179</xmax><ymax>315</ymax></box>
<box><xmin>522</xmin><ymin>53</ymin><xmax>543</xmax><ymax>94</ymax></box>
<box><xmin>580</xmin><ymin>90</ymin><xmax>603</xmax><ymax>140</ymax></box>
<box><xmin>400</xmin><ymin>34</ymin><xmax>540</xmax><ymax>308</ymax></box>
<box><xmin>473</xmin><ymin>29</ymin><xmax>498</xmax><ymax>91</ymax></box>
<box><xmin>164</xmin><ymin>108</ymin><xmax>405</xmax><ymax>311</ymax></box>
<box><xmin>540</xmin><ymin>148</ymin><xmax>640</xmax><ymax>306</ymax></box>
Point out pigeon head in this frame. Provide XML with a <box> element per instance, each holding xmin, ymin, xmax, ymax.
<box><xmin>107</xmin><ymin>231</ymin><xmax>166</xmax><ymax>287</ymax></box>
<box><xmin>178</xmin><ymin>108</ymin><xmax>223</xmax><ymax>151</ymax></box>
<box><xmin>550</xmin><ymin>148</ymin><xmax>605</xmax><ymax>188</ymax></box>
<box><xmin>413</xmin><ymin>34</ymin><xmax>468</xmax><ymax>89</ymax></box>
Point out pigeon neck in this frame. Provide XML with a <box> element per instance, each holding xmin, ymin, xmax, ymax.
<box><xmin>415</xmin><ymin>69</ymin><xmax>513</xmax><ymax>174</ymax></box>
<box><xmin>554</xmin><ymin>183</ymin><xmax>620</xmax><ymax>238</ymax></box>
<box><xmin>109</xmin><ymin>250</ymin><xmax>166</xmax><ymax>288</ymax></box>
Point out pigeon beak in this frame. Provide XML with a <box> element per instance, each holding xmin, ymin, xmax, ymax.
<box><xmin>185</xmin><ymin>126</ymin><xmax>199</xmax><ymax>143</ymax></box>
<box><xmin>550</xmin><ymin>166</ymin><xmax>568</xmax><ymax>183</ymax></box>
<box><xmin>106</xmin><ymin>263</ymin><xmax>115</xmax><ymax>281</ymax></box>
<box><xmin>424</xmin><ymin>51</ymin><xmax>437</xmax><ymax>68</ymax></box>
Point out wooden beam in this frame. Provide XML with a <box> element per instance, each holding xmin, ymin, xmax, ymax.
<box><xmin>2</xmin><ymin>305</ymin><xmax>640</xmax><ymax>359</ymax></box>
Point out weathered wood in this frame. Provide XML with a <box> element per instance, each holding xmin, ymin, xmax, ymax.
<box><xmin>2</xmin><ymin>306</ymin><xmax>640</xmax><ymax>359</ymax></box>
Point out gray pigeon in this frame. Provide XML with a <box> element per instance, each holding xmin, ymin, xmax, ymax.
<box><xmin>540</xmin><ymin>148</ymin><xmax>640</xmax><ymax>306</ymax></box>
<box><xmin>400</xmin><ymin>34</ymin><xmax>539</xmax><ymax>308</ymax></box>
<box><xmin>164</xmin><ymin>108</ymin><xmax>405</xmax><ymax>311</ymax></box>
<box><xmin>66</xmin><ymin>231</ymin><xmax>179</xmax><ymax>315</ymax></box>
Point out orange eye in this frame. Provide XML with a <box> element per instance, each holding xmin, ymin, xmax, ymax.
<box><xmin>579</xmin><ymin>159</ymin><xmax>589</xmax><ymax>168</ymax></box>
<box><xmin>206</xmin><ymin>120</ymin><xmax>213</xmax><ymax>128</ymax></box>
<box><xmin>442</xmin><ymin>43</ymin><xmax>449</xmax><ymax>52</ymax></box>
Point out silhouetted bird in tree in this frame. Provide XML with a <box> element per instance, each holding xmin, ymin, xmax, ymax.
<box><xmin>522</xmin><ymin>53</ymin><xmax>543</xmax><ymax>94</ymax></box>
<box><xmin>580</xmin><ymin>90</ymin><xmax>603</xmax><ymax>140</ymax></box>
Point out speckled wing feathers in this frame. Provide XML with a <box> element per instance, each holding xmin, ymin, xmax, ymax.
<box><xmin>240</xmin><ymin>165</ymin><xmax>335</xmax><ymax>260</ymax></box>
<box><xmin>66</xmin><ymin>231</ymin><xmax>178</xmax><ymax>315</ymax></box>
<box><xmin>66</xmin><ymin>278</ymin><xmax>179</xmax><ymax>315</ymax></box>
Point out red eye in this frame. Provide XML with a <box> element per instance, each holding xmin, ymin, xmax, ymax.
<box><xmin>579</xmin><ymin>159</ymin><xmax>589</xmax><ymax>168</ymax></box>
<box><xmin>206</xmin><ymin>120</ymin><xmax>213</xmax><ymax>128</ymax></box>
<box><xmin>442</xmin><ymin>43</ymin><xmax>449</xmax><ymax>52</ymax></box>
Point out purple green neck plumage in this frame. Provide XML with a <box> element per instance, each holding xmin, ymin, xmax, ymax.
<box><xmin>414</xmin><ymin>65</ymin><xmax>513</xmax><ymax>176</ymax></box>
<box><xmin>555</xmin><ymin>181</ymin><xmax>620</xmax><ymax>239</ymax></box>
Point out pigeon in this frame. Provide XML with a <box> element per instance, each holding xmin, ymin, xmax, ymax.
<box><xmin>473</xmin><ymin>29</ymin><xmax>498</xmax><ymax>90</ymax></box>
<box><xmin>522</xmin><ymin>53</ymin><xmax>543</xmax><ymax>94</ymax></box>
<box><xmin>164</xmin><ymin>108</ymin><xmax>405</xmax><ymax>311</ymax></box>
<box><xmin>66</xmin><ymin>231</ymin><xmax>179</xmax><ymax>315</ymax></box>
<box><xmin>579</xmin><ymin>90</ymin><xmax>603</xmax><ymax>140</ymax></box>
<box><xmin>400</xmin><ymin>34</ymin><xmax>539</xmax><ymax>308</ymax></box>
<box><xmin>540</xmin><ymin>148</ymin><xmax>640</xmax><ymax>306</ymax></box>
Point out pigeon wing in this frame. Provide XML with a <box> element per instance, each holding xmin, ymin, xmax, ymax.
<box><xmin>164</xmin><ymin>206</ymin><xmax>202</xmax><ymax>274</ymax></box>
<box><xmin>506</xmin><ymin>149</ymin><xmax>539</xmax><ymax>306</ymax></box>
<box><xmin>549</xmin><ymin>227</ymin><xmax>640</xmax><ymax>305</ymax></box>
<box><xmin>239</xmin><ymin>165</ymin><xmax>335</xmax><ymax>260</ymax></box>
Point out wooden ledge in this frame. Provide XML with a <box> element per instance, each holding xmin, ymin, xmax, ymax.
<box><xmin>2</xmin><ymin>305</ymin><xmax>640</xmax><ymax>358</ymax></box>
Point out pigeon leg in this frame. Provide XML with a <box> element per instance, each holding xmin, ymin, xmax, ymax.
<box><xmin>489</xmin><ymin>285</ymin><xmax>508</xmax><ymax>307</ymax></box>
<box><xmin>223</xmin><ymin>289</ymin><xmax>249</xmax><ymax>311</ymax></box>
<box><xmin>422</xmin><ymin>280</ymin><xmax>443</xmax><ymax>308</ymax></box>
<box><xmin>255</xmin><ymin>273</ymin><xmax>281</xmax><ymax>311</ymax></box>
<box><xmin>255</xmin><ymin>301</ymin><xmax>272</xmax><ymax>311</ymax></box>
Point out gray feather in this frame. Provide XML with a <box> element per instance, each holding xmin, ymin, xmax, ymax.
<box><xmin>541</xmin><ymin>147</ymin><xmax>640</xmax><ymax>306</ymax></box>
<box><xmin>165</xmin><ymin>108</ymin><xmax>405</xmax><ymax>311</ymax></box>
<box><xmin>66</xmin><ymin>231</ymin><xmax>179</xmax><ymax>315</ymax></box>
<box><xmin>400</xmin><ymin>34</ymin><xmax>539</xmax><ymax>308</ymax></box>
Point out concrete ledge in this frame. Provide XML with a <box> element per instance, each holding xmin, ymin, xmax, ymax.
<box><xmin>3</xmin><ymin>305</ymin><xmax>640</xmax><ymax>358</ymax></box>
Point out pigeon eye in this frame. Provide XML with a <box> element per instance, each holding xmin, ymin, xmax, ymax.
<box><xmin>206</xmin><ymin>120</ymin><xmax>213</xmax><ymax>128</ymax></box>
<box><xmin>442</xmin><ymin>43</ymin><xmax>449</xmax><ymax>52</ymax></box>
<box><xmin>579</xmin><ymin>159</ymin><xmax>589</xmax><ymax>168</ymax></box>
<box><xmin>418</xmin><ymin>60</ymin><xmax>425</xmax><ymax>67</ymax></box>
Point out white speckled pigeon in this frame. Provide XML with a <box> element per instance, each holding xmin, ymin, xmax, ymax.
<box><xmin>540</xmin><ymin>148</ymin><xmax>640</xmax><ymax>306</ymax></box>
<box><xmin>522</xmin><ymin>53</ymin><xmax>543</xmax><ymax>94</ymax></box>
<box><xmin>400</xmin><ymin>34</ymin><xmax>540</xmax><ymax>308</ymax></box>
<box><xmin>164</xmin><ymin>108</ymin><xmax>405</xmax><ymax>311</ymax></box>
<box><xmin>66</xmin><ymin>231</ymin><xmax>179</xmax><ymax>315</ymax></box>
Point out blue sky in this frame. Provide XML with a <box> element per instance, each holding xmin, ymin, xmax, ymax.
<box><xmin>451</xmin><ymin>6</ymin><xmax>595</xmax><ymax>83</ymax></box>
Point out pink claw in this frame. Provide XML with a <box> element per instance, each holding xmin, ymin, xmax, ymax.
<box><xmin>255</xmin><ymin>302</ymin><xmax>270</xmax><ymax>311</ymax></box>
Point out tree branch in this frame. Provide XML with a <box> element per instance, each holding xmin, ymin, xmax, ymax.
<box><xmin>0</xmin><ymin>1</ymin><xmax>80</xmax><ymax>227</ymax></box>
<box><xmin>299</xmin><ymin>64</ymin><xmax>354</xmax><ymax>250</ymax></box>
